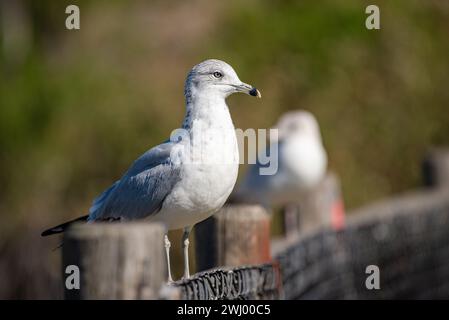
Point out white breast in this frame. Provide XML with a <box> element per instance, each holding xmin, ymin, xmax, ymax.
<box><xmin>152</xmin><ymin>103</ymin><xmax>239</xmax><ymax>230</ymax></box>
<box><xmin>281</xmin><ymin>135</ymin><xmax>327</xmax><ymax>189</ymax></box>
<box><xmin>256</xmin><ymin>134</ymin><xmax>327</xmax><ymax>206</ymax></box>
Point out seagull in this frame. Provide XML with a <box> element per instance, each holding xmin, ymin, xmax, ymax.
<box><xmin>233</xmin><ymin>110</ymin><xmax>327</xmax><ymax>207</ymax></box>
<box><xmin>41</xmin><ymin>59</ymin><xmax>261</xmax><ymax>282</ymax></box>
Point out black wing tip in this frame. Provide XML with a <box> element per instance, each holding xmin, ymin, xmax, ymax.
<box><xmin>41</xmin><ymin>215</ymin><xmax>89</xmax><ymax>237</ymax></box>
<box><xmin>41</xmin><ymin>228</ymin><xmax>62</xmax><ymax>237</ymax></box>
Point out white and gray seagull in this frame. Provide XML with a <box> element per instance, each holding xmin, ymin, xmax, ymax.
<box><xmin>42</xmin><ymin>59</ymin><xmax>261</xmax><ymax>281</ymax></box>
<box><xmin>233</xmin><ymin>110</ymin><xmax>327</xmax><ymax>207</ymax></box>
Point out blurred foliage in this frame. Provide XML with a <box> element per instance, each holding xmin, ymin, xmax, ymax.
<box><xmin>0</xmin><ymin>0</ymin><xmax>448</xmax><ymax>297</ymax></box>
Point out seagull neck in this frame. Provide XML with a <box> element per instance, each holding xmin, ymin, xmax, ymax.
<box><xmin>182</xmin><ymin>90</ymin><xmax>230</xmax><ymax>131</ymax></box>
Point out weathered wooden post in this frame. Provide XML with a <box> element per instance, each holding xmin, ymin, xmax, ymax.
<box><xmin>62</xmin><ymin>222</ymin><xmax>166</xmax><ymax>299</ymax></box>
<box><xmin>288</xmin><ymin>172</ymin><xmax>345</xmax><ymax>234</ymax></box>
<box><xmin>195</xmin><ymin>204</ymin><xmax>272</xmax><ymax>272</ymax></box>
<box><xmin>423</xmin><ymin>148</ymin><xmax>449</xmax><ymax>188</ymax></box>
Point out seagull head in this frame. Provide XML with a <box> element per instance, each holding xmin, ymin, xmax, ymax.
<box><xmin>274</xmin><ymin>110</ymin><xmax>322</xmax><ymax>141</ymax></box>
<box><xmin>185</xmin><ymin>59</ymin><xmax>261</xmax><ymax>100</ymax></box>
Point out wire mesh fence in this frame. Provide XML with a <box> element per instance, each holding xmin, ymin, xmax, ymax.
<box><xmin>173</xmin><ymin>264</ymin><xmax>281</xmax><ymax>300</ymax></box>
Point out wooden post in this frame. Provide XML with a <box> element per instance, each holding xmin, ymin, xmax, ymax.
<box><xmin>293</xmin><ymin>172</ymin><xmax>345</xmax><ymax>233</ymax></box>
<box><xmin>423</xmin><ymin>148</ymin><xmax>449</xmax><ymax>188</ymax></box>
<box><xmin>195</xmin><ymin>204</ymin><xmax>271</xmax><ymax>272</ymax></box>
<box><xmin>62</xmin><ymin>222</ymin><xmax>166</xmax><ymax>300</ymax></box>
<box><xmin>283</xmin><ymin>204</ymin><xmax>300</xmax><ymax>238</ymax></box>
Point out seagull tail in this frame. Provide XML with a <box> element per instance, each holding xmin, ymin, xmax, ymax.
<box><xmin>41</xmin><ymin>215</ymin><xmax>89</xmax><ymax>237</ymax></box>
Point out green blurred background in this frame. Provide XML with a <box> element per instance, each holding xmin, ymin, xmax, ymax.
<box><xmin>0</xmin><ymin>0</ymin><xmax>448</xmax><ymax>298</ymax></box>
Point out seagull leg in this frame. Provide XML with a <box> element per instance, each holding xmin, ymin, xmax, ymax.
<box><xmin>164</xmin><ymin>234</ymin><xmax>173</xmax><ymax>283</ymax></box>
<box><xmin>182</xmin><ymin>226</ymin><xmax>193</xmax><ymax>279</ymax></box>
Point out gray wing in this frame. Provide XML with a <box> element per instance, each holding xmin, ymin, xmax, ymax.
<box><xmin>88</xmin><ymin>180</ymin><xmax>120</xmax><ymax>215</ymax></box>
<box><xmin>88</xmin><ymin>141</ymin><xmax>180</xmax><ymax>221</ymax></box>
<box><xmin>234</xmin><ymin>140</ymin><xmax>285</xmax><ymax>203</ymax></box>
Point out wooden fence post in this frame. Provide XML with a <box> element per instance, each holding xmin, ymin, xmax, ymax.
<box><xmin>423</xmin><ymin>148</ymin><xmax>449</xmax><ymax>188</ymax></box>
<box><xmin>62</xmin><ymin>222</ymin><xmax>166</xmax><ymax>300</ymax></box>
<box><xmin>286</xmin><ymin>172</ymin><xmax>345</xmax><ymax>235</ymax></box>
<box><xmin>195</xmin><ymin>204</ymin><xmax>271</xmax><ymax>272</ymax></box>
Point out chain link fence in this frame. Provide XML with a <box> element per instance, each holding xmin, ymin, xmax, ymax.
<box><xmin>173</xmin><ymin>264</ymin><xmax>280</xmax><ymax>300</ymax></box>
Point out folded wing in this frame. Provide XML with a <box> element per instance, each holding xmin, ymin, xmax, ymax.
<box><xmin>88</xmin><ymin>141</ymin><xmax>181</xmax><ymax>221</ymax></box>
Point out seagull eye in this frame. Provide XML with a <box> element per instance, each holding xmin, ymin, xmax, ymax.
<box><xmin>213</xmin><ymin>71</ymin><xmax>223</xmax><ymax>78</ymax></box>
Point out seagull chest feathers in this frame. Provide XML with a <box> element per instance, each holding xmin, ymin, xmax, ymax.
<box><xmin>281</xmin><ymin>133</ymin><xmax>327</xmax><ymax>189</ymax></box>
<box><xmin>164</xmin><ymin>95</ymin><xmax>240</xmax><ymax>220</ymax></box>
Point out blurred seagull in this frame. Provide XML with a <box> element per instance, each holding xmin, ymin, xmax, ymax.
<box><xmin>41</xmin><ymin>59</ymin><xmax>261</xmax><ymax>282</ymax></box>
<box><xmin>233</xmin><ymin>110</ymin><xmax>327</xmax><ymax>207</ymax></box>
